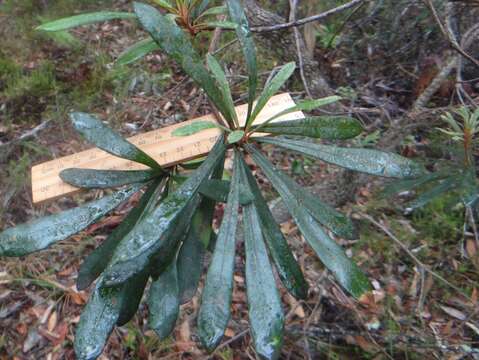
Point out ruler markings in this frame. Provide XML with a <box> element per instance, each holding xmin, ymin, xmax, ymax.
<box><xmin>31</xmin><ymin>93</ymin><xmax>303</xmax><ymax>203</ymax></box>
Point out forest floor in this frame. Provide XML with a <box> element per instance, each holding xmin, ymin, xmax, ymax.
<box><xmin>0</xmin><ymin>1</ymin><xmax>478</xmax><ymax>359</ymax></box>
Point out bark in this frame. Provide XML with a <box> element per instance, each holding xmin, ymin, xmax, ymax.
<box><xmin>243</xmin><ymin>0</ymin><xmax>333</xmax><ymax>98</ymax></box>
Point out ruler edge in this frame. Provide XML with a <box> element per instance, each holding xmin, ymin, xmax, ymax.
<box><xmin>31</xmin><ymin>93</ymin><xmax>303</xmax><ymax>204</ymax></box>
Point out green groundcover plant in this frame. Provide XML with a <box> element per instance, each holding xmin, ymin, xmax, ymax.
<box><xmin>1</xmin><ymin>1</ymin><xmax>427</xmax><ymax>359</ymax></box>
<box><xmin>386</xmin><ymin>106</ymin><xmax>479</xmax><ymax>213</ymax></box>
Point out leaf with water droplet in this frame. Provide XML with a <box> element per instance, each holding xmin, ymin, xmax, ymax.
<box><xmin>60</xmin><ymin>168</ymin><xmax>160</xmax><ymax>189</ymax></box>
<box><xmin>197</xmin><ymin>151</ymin><xmax>241</xmax><ymax>351</ymax></box>
<box><xmin>0</xmin><ymin>185</ymin><xmax>142</xmax><ymax>257</ymax></box>
<box><xmin>254</xmin><ymin>116</ymin><xmax>363</xmax><ymax>140</ymax></box>
<box><xmin>77</xmin><ymin>179</ymin><xmax>165</xmax><ymax>290</ymax></box>
<box><xmin>246</xmin><ymin>144</ymin><xmax>371</xmax><ymax>298</ymax></box>
<box><xmin>70</xmin><ymin>112</ymin><xmax>163</xmax><ymax>171</ymax></box>
<box><xmin>258</xmin><ymin>137</ymin><xmax>426</xmax><ymax>179</ymax></box>
<box><xmin>238</xmin><ymin>155</ymin><xmax>308</xmax><ymax>299</ymax></box>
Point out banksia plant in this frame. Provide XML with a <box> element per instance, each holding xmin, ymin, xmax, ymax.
<box><xmin>1</xmin><ymin>1</ymin><xmax>426</xmax><ymax>359</ymax></box>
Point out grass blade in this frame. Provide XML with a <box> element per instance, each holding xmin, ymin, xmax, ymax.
<box><xmin>60</xmin><ymin>168</ymin><xmax>159</xmax><ymax>189</ymax></box>
<box><xmin>258</xmin><ymin>137</ymin><xmax>426</xmax><ymax>179</ymax></box>
<box><xmin>71</xmin><ymin>112</ymin><xmax>162</xmax><ymax>170</ymax></box>
<box><xmin>247</xmin><ymin>144</ymin><xmax>371</xmax><ymax>298</ymax></box>
<box><xmin>36</xmin><ymin>12</ymin><xmax>136</xmax><ymax>32</ymax></box>
<box><xmin>238</xmin><ymin>155</ymin><xmax>308</xmax><ymax>299</ymax></box>
<box><xmin>0</xmin><ymin>185</ymin><xmax>141</xmax><ymax>257</ymax></box>
<box><xmin>197</xmin><ymin>151</ymin><xmax>240</xmax><ymax>351</ymax></box>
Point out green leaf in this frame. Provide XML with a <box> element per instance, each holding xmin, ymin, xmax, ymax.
<box><xmin>70</xmin><ymin>112</ymin><xmax>162</xmax><ymax>171</ymax></box>
<box><xmin>246</xmin><ymin>144</ymin><xmax>371</xmax><ymax>298</ymax></box>
<box><xmin>247</xmin><ymin>62</ymin><xmax>296</xmax><ymax>128</ymax></box>
<box><xmin>226</xmin><ymin>0</ymin><xmax>257</xmax><ymax>121</ymax></box>
<box><xmin>116</xmin><ymin>38</ymin><xmax>160</xmax><ymax>66</ymax></box>
<box><xmin>101</xmin><ymin>137</ymin><xmax>226</xmax><ymax>286</ymax></box>
<box><xmin>180</xmin><ymin>156</ymin><xmax>206</xmax><ymax>170</ymax></box>
<box><xmin>60</xmin><ymin>168</ymin><xmax>159</xmax><ymax>189</ymax></box>
<box><xmin>255</xmin><ymin>116</ymin><xmax>363</xmax><ymax>140</ymax></box>
<box><xmin>77</xmin><ymin>179</ymin><xmax>165</xmax><ymax>290</ymax></box>
<box><xmin>134</xmin><ymin>2</ymin><xmax>234</xmax><ymax>126</ymax></box>
<box><xmin>197</xmin><ymin>151</ymin><xmax>241</xmax><ymax>351</ymax></box>
<box><xmin>227</xmin><ymin>130</ymin><xmax>245</xmax><ymax>144</ymax></box>
<box><xmin>36</xmin><ymin>12</ymin><xmax>136</xmax><ymax>32</ymax></box>
<box><xmin>148</xmin><ymin>260</ymin><xmax>180</xmax><ymax>339</ymax></box>
<box><xmin>207</xmin><ymin>54</ymin><xmax>237</xmax><ymax>126</ymax></box>
<box><xmin>177</xmin><ymin>158</ymin><xmax>224</xmax><ymax>303</ymax></box>
<box><xmin>151</xmin><ymin>0</ymin><xmax>177</xmax><ymax>12</ymax></box>
<box><xmin>243</xmin><ymin>176</ymin><xmax>284</xmax><ymax>359</ymax></box>
<box><xmin>172</xmin><ymin>120</ymin><xmax>217</xmax><ymax>137</ymax></box>
<box><xmin>201</xmin><ymin>21</ymin><xmax>238</xmax><ymax>30</ymax></box>
<box><xmin>195</xmin><ymin>5</ymin><xmax>227</xmax><ymax>20</ymax></box>
<box><xmin>74</xmin><ymin>272</ymin><xmax>148</xmax><ymax>360</ymax></box>
<box><xmin>258</xmin><ymin>137</ymin><xmax>426</xmax><ymax>179</ymax></box>
<box><xmin>266</xmin><ymin>96</ymin><xmax>341</xmax><ymax>123</ymax></box>
<box><xmin>382</xmin><ymin>171</ymin><xmax>447</xmax><ymax>198</ymax></box>
<box><xmin>238</xmin><ymin>155</ymin><xmax>308</xmax><ymax>299</ymax></box>
<box><xmin>0</xmin><ymin>185</ymin><xmax>141</xmax><ymax>257</ymax></box>
<box><xmin>199</xmin><ymin>179</ymin><xmax>254</xmax><ymax>205</ymax></box>
<box><xmin>408</xmin><ymin>176</ymin><xmax>460</xmax><ymax>210</ymax></box>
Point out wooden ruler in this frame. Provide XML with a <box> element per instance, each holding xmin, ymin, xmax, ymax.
<box><xmin>31</xmin><ymin>93</ymin><xmax>304</xmax><ymax>204</ymax></box>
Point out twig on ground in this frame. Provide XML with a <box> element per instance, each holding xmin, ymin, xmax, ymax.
<box><xmin>423</xmin><ymin>0</ymin><xmax>479</xmax><ymax>69</ymax></box>
<box><xmin>359</xmin><ymin>213</ymin><xmax>468</xmax><ymax>297</ymax></box>
<box><xmin>251</xmin><ymin>0</ymin><xmax>365</xmax><ymax>33</ymax></box>
<box><xmin>288</xmin><ymin>0</ymin><xmax>312</xmax><ymax>98</ymax></box>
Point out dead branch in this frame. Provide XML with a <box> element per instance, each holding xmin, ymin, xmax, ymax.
<box><xmin>250</xmin><ymin>0</ymin><xmax>365</xmax><ymax>33</ymax></box>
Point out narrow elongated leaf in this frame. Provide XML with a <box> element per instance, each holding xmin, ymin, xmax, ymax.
<box><xmin>255</xmin><ymin>116</ymin><xmax>363</xmax><ymax>140</ymax></box>
<box><xmin>60</xmin><ymin>168</ymin><xmax>159</xmax><ymax>189</ymax></box>
<box><xmin>382</xmin><ymin>171</ymin><xmax>447</xmax><ymax>198</ymax></box>
<box><xmin>201</xmin><ymin>21</ymin><xmax>238</xmax><ymax>30</ymax></box>
<box><xmin>74</xmin><ymin>272</ymin><xmax>148</xmax><ymax>360</ymax></box>
<box><xmin>151</xmin><ymin>0</ymin><xmax>176</xmax><ymax>12</ymax></box>
<box><xmin>0</xmin><ymin>185</ymin><xmax>141</xmax><ymax>257</ymax></box>
<box><xmin>238</xmin><ymin>155</ymin><xmax>308</xmax><ymax>299</ymax></box>
<box><xmin>247</xmin><ymin>62</ymin><xmax>296</xmax><ymax>128</ymax></box>
<box><xmin>195</xmin><ymin>5</ymin><xmax>227</xmax><ymax>20</ymax></box>
<box><xmin>148</xmin><ymin>260</ymin><xmax>180</xmax><ymax>339</ymax></box>
<box><xmin>70</xmin><ymin>112</ymin><xmax>162</xmax><ymax>170</ymax></box>
<box><xmin>36</xmin><ymin>12</ymin><xmax>136</xmax><ymax>32</ymax></box>
<box><xmin>247</xmin><ymin>145</ymin><xmax>370</xmax><ymax>298</ymax></box>
<box><xmin>197</xmin><ymin>152</ymin><xmax>241</xmax><ymax>351</ymax></box>
<box><xmin>199</xmin><ymin>179</ymin><xmax>254</xmax><ymax>205</ymax></box>
<box><xmin>258</xmin><ymin>137</ymin><xmax>426</xmax><ymax>179</ymax></box>
<box><xmin>226</xmin><ymin>0</ymin><xmax>257</xmax><ymax>120</ymax></box>
<box><xmin>191</xmin><ymin>0</ymin><xmax>210</xmax><ymax>19</ymax></box>
<box><xmin>117</xmin><ymin>271</ymin><xmax>149</xmax><ymax>326</ymax></box>
<box><xmin>177</xmin><ymin>158</ymin><xmax>224</xmax><ymax>303</ymax></box>
<box><xmin>207</xmin><ymin>54</ymin><xmax>237</xmax><ymax>125</ymax></box>
<box><xmin>116</xmin><ymin>38</ymin><xmax>160</xmax><ymax>66</ymax></box>
<box><xmin>408</xmin><ymin>176</ymin><xmax>459</xmax><ymax>210</ymax></box>
<box><xmin>172</xmin><ymin>120</ymin><xmax>217</xmax><ymax>137</ymax></box>
<box><xmin>243</xmin><ymin>187</ymin><xmax>284</xmax><ymax>360</ymax></box>
<box><xmin>77</xmin><ymin>180</ymin><xmax>165</xmax><ymax>290</ymax></box>
<box><xmin>134</xmin><ymin>2</ymin><xmax>234</xmax><ymax>125</ymax></box>
<box><xmin>101</xmin><ymin>137</ymin><xmax>226</xmax><ymax>286</ymax></box>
